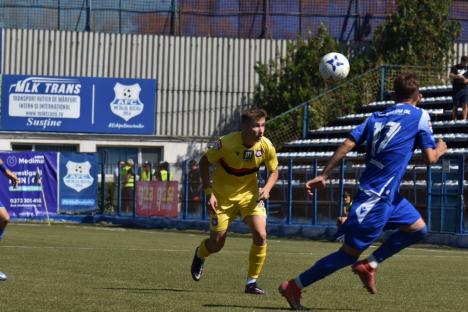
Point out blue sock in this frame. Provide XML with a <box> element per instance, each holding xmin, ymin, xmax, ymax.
<box><xmin>372</xmin><ymin>226</ymin><xmax>428</xmax><ymax>263</ymax></box>
<box><xmin>298</xmin><ymin>249</ymin><xmax>357</xmax><ymax>288</ymax></box>
<box><xmin>0</xmin><ymin>227</ymin><xmax>5</xmax><ymax>241</ymax></box>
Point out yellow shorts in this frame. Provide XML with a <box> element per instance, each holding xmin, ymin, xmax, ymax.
<box><xmin>209</xmin><ymin>194</ymin><xmax>266</xmax><ymax>232</ymax></box>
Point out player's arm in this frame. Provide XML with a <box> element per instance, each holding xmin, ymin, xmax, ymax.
<box><xmin>199</xmin><ymin>154</ymin><xmax>217</xmax><ymax>214</ymax></box>
<box><xmin>258</xmin><ymin>169</ymin><xmax>278</xmax><ymax>201</ymax></box>
<box><xmin>421</xmin><ymin>139</ymin><xmax>447</xmax><ymax>165</ymax></box>
<box><xmin>0</xmin><ymin>159</ymin><xmax>19</xmax><ymax>188</ymax></box>
<box><xmin>305</xmin><ymin>138</ymin><xmax>356</xmax><ymax>195</ymax></box>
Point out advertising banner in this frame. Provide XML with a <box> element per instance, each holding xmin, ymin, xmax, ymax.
<box><xmin>136</xmin><ymin>181</ymin><xmax>178</xmax><ymax>217</ymax></box>
<box><xmin>1</xmin><ymin>75</ymin><xmax>156</xmax><ymax>134</ymax></box>
<box><xmin>59</xmin><ymin>153</ymin><xmax>98</xmax><ymax>213</ymax></box>
<box><xmin>0</xmin><ymin>152</ymin><xmax>58</xmax><ymax>217</ymax></box>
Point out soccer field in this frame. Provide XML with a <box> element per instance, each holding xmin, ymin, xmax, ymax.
<box><xmin>0</xmin><ymin>224</ymin><xmax>467</xmax><ymax>312</ymax></box>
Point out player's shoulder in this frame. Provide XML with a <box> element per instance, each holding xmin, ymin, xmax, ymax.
<box><xmin>209</xmin><ymin>131</ymin><xmax>241</xmax><ymax>150</ymax></box>
<box><xmin>259</xmin><ymin>136</ymin><xmax>276</xmax><ymax>151</ymax></box>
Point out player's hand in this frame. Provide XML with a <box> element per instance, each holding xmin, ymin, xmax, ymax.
<box><xmin>436</xmin><ymin>139</ymin><xmax>448</xmax><ymax>155</ymax></box>
<box><xmin>8</xmin><ymin>173</ymin><xmax>19</xmax><ymax>188</ymax></box>
<box><xmin>305</xmin><ymin>175</ymin><xmax>327</xmax><ymax>196</ymax></box>
<box><xmin>258</xmin><ymin>188</ymin><xmax>270</xmax><ymax>201</ymax></box>
<box><xmin>207</xmin><ymin>193</ymin><xmax>218</xmax><ymax>215</ymax></box>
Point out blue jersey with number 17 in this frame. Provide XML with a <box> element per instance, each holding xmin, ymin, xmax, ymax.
<box><xmin>349</xmin><ymin>103</ymin><xmax>436</xmax><ymax>200</ymax></box>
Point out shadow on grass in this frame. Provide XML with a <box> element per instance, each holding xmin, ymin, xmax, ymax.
<box><xmin>203</xmin><ymin>304</ymin><xmax>360</xmax><ymax>311</ymax></box>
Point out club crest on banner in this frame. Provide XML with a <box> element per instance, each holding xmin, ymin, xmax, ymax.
<box><xmin>110</xmin><ymin>83</ymin><xmax>144</xmax><ymax>121</ymax></box>
<box><xmin>63</xmin><ymin>161</ymin><xmax>94</xmax><ymax>192</ymax></box>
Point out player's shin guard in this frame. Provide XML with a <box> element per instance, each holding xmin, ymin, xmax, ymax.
<box><xmin>198</xmin><ymin>239</ymin><xmax>212</xmax><ymax>258</ymax></box>
<box><xmin>371</xmin><ymin>226</ymin><xmax>428</xmax><ymax>264</ymax></box>
<box><xmin>298</xmin><ymin>249</ymin><xmax>357</xmax><ymax>288</ymax></box>
<box><xmin>247</xmin><ymin>243</ymin><xmax>267</xmax><ymax>279</ymax></box>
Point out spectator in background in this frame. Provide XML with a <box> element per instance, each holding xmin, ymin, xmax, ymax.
<box><xmin>188</xmin><ymin>159</ymin><xmax>202</xmax><ymax>214</ymax></box>
<box><xmin>140</xmin><ymin>161</ymin><xmax>152</xmax><ymax>182</ymax></box>
<box><xmin>159</xmin><ymin>161</ymin><xmax>173</xmax><ymax>181</ymax></box>
<box><xmin>121</xmin><ymin>159</ymin><xmax>135</xmax><ymax>213</ymax></box>
<box><xmin>333</xmin><ymin>191</ymin><xmax>353</xmax><ymax>242</ymax></box>
<box><xmin>449</xmin><ymin>56</ymin><xmax>468</xmax><ymax>121</ymax></box>
<box><xmin>152</xmin><ymin>161</ymin><xmax>161</xmax><ymax>181</ymax></box>
<box><xmin>337</xmin><ymin>191</ymin><xmax>353</xmax><ymax>226</ymax></box>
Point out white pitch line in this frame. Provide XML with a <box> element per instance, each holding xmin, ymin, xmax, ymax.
<box><xmin>0</xmin><ymin>245</ymin><xmax>467</xmax><ymax>259</ymax></box>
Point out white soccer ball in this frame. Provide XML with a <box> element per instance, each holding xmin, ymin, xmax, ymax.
<box><xmin>319</xmin><ymin>52</ymin><xmax>350</xmax><ymax>81</ymax></box>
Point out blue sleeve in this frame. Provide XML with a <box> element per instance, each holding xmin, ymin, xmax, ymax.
<box><xmin>416</xmin><ymin>110</ymin><xmax>436</xmax><ymax>149</ymax></box>
<box><xmin>349</xmin><ymin>116</ymin><xmax>371</xmax><ymax>145</ymax></box>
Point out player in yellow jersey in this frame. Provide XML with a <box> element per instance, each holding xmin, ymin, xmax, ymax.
<box><xmin>190</xmin><ymin>108</ymin><xmax>279</xmax><ymax>295</ymax></box>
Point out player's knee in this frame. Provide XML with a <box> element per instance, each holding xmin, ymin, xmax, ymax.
<box><xmin>0</xmin><ymin>212</ymin><xmax>9</xmax><ymax>224</ymax></box>
<box><xmin>209</xmin><ymin>236</ymin><xmax>226</xmax><ymax>252</ymax></box>
<box><xmin>252</xmin><ymin>230</ymin><xmax>267</xmax><ymax>245</ymax></box>
<box><xmin>411</xmin><ymin>225</ymin><xmax>428</xmax><ymax>241</ymax></box>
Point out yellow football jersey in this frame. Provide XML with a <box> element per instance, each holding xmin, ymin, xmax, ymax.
<box><xmin>205</xmin><ymin>131</ymin><xmax>278</xmax><ymax>201</ymax></box>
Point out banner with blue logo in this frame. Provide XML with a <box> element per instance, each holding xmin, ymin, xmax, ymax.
<box><xmin>1</xmin><ymin>75</ymin><xmax>156</xmax><ymax>134</ymax></box>
<box><xmin>59</xmin><ymin>153</ymin><xmax>98</xmax><ymax>213</ymax></box>
<box><xmin>0</xmin><ymin>152</ymin><xmax>58</xmax><ymax>217</ymax></box>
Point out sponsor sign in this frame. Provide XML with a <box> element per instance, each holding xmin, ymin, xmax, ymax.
<box><xmin>0</xmin><ymin>152</ymin><xmax>58</xmax><ymax>217</ymax></box>
<box><xmin>1</xmin><ymin>75</ymin><xmax>156</xmax><ymax>134</ymax></box>
<box><xmin>136</xmin><ymin>181</ymin><xmax>178</xmax><ymax>217</ymax></box>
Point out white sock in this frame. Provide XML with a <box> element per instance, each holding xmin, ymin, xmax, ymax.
<box><xmin>294</xmin><ymin>277</ymin><xmax>304</xmax><ymax>289</ymax></box>
<box><xmin>367</xmin><ymin>255</ymin><xmax>379</xmax><ymax>269</ymax></box>
<box><xmin>246</xmin><ymin>277</ymin><xmax>256</xmax><ymax>285</ymax></box>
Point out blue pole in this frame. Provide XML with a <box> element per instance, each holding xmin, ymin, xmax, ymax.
<box><xmin>182</xmin><ymin>160</ymin><xmax>189</xmax><ymax>219</ymax></box>
<box><xmin>302</xmin><ymin>104</ymin><xmax>309</xmax><ymax>140</ymax></box>
<box><xmin>117</xmin><ymin>161</ymin><xmax>122</xmax><ymax>216</ymax></box>
<box><xmin>100</xmin><ymin>153</ymin><xmax>106</xmax><ymax>214</ymax></box>
<box><xmin>380</xmin><ymin>65</ymin><xmax>387</xmax><ymax>101</ymax></box>
<box><xmin>287</xmin><ymin>158</ymin><xmax>293</xmax><ymax>225</ymax></box>
<box><xmin>338</xmin><ymin>159</ymin><xmax>345</xmax><ymax>216</ymax></box>
<box><xmin>264</xmin><ymin>167</ymin><xmax>270</xmax><ymax>218</ymax></box>
<box><xmin>312</xmin><ymin>159</ymin><xmax>317</xmax><ymax>225</ymax></box>
<box><xmin>426</xmin><ymin>164</ymin><xmax>432</xmax><ymax>232</ymax></box>
<box><xmin>132</xmin><ymin>164</ymin><xmax>136</xmax><ymax>218</ymax></box>
<box><xmin>458</xmin><ymin>155</ymin><xmax>465</xmax><ymax>234</ymax></box>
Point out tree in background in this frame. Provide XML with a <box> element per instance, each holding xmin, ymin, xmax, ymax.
<box><xmin>254</xmin><ymin>0</ymin><xmax>460</xmax><ymax>138</ymax></box>
<box><xmin>372</xmin><ymin>0</ymin><xmax>460</xmax><ymax>66</ymax></box>
<box><xmin>254</xmin><ymin>24</ymin><xmax>358</xmax><ymax>129</ymax></box>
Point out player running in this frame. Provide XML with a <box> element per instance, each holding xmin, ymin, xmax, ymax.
<box><xmin>190</xmin><ymin>108</ymin><xmax>279</xmax><ymax>295</ymax></box>
<box><xmin>0</xmin><ymin>158</ymin><xmax>20</xmax><ymax>281</ymax></box>
<box><xmin>279</xmin><ymin>72</ymin><xmax>447</xmax><ymax>309</ymax></box>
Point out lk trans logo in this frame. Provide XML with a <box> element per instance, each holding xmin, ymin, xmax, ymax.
<box><xmin>63</xmin><ymin>161</ymin><xmax>94</xmax><ymax>192</ymax></box>
<box><xmin>110</xmin><ymin>83</ymin><xmax>144</xmax><ymax>122</ymax></box>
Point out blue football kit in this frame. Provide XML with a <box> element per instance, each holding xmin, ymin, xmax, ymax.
<box><xmin>343</xmin><ymin>103</ymin><xmax>436</xmax><ymax>250</ymax></box>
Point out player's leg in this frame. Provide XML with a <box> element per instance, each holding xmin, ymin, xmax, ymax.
<box><xmin>0</xmin><ymin>206</ymin><xmax>10</xmax><ymax>241</ymax></box>
<box><xmin>0</xmin><ymin>206</ymin><xmax>9</xmax><ymax>281</ymax></box>
<box><xmin>191</xmin><ymin>199</ymin><xmax>233</xmax><ymax>281</ymax></box>
<box><xmin>279</xmin><ymin>191</ymin><xmax>383</xmax><ymax>308</ymax></box>
<box><xmin>243</xmin><ymin>214</ymin><xmax>267</xmax><ymax>295</ymax></box>
<box><xmin>366</xmin><ymin>197</ymin><xmax>427</xmax><ymax>267</ymax></box>
<box><xmin>353</xmin><ymin>196</ymin><xmax>427</xmax><ymax>293</ymax></box>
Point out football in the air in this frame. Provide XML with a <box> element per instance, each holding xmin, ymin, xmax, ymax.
<box><xmin>319</xmin><ymin>52</ymin><xmax>350</xmax><ymax>81</ymax></box>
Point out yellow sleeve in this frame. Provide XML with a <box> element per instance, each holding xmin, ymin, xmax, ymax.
<box><xmin>264</xmin><ymin>139</ymin><xmax>279</xmax><ymax>172</ymax></box>
<box><xmin>205</xmin><ymin>139</ymin><xmax>224</xmax><ymax>164</ymax></box>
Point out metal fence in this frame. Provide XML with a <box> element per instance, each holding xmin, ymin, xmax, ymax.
<box><xmin>1</xmin><ymin>0</ymin><xmax>468</xmax><ymax>41</ymax></box>
<box><xmin>265</xmin><ymin>65</ymin><xmax>450</xmax><ymax>148</ymax></box>
<box><xmin>179</xmin><ymin>156</ymin><xmax>467</xmax><ymax>234</ymax></box>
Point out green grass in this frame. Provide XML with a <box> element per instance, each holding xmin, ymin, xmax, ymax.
<box><xmin>0</xmin><ymin>223</ymin><xmax>467</xmax><ymax>312</ymax></box>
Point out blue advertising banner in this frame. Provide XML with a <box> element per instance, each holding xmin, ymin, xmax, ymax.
<box><xmin>59</xmin><ymin>153</ymin><xmax>98</xmax><ymax>213</ymax></box>
<box><xmin>0</xmin><ymin>152</ymin><xmax>58</xmax><ymax>217</ymax></box>
<box><xmin>1</xmin><ymin>75</ymin><xmax>156</xmax><ymax>134</ymax></box>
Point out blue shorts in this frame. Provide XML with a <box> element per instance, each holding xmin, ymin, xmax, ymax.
<box><xmin>342</xmin><ymin>191</ymin><xmax>421</xmax><ymax>251</ymax></box>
